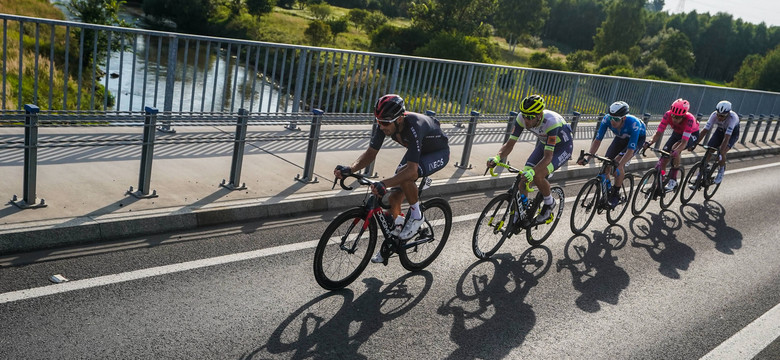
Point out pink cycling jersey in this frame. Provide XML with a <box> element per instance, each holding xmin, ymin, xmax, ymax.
<box><xmin>658</xmin><ymin>111</ymin><xmax>699</xmax><ymax>141</ymax></box>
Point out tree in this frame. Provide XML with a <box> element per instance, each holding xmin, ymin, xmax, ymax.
<box><xmin>347</xmin><ymin>8</ymin><xmax>369</xmax><ymax>30</ymax></box>
<box><xmin>566</xmin><ymin>50</ymin><xmax>593</xmax><ymax>73</ymax></box>
<box><xmin>646</xmin><ymin>28</ymin><xmax>695</xmax><ymax>76</ymax></box>
<box><xmin>142</xmin><ymin>0</ymin><xmax>213</xmax><ymax>34</ymax></box>
<box><xmin>308</xmin><ymin>3</ymin><xmax>333</xmax><ymax>20</ymax></box>
<box><xmin>413</xmin><ymin>31</ymin><xmax>499</xmax><ymax>63</ymax></box>
<box><xmin>362</xmin><ymin>11</ymin><xmax>388</xmax><ymax>33</ymax></box>
<box><xmin>246</xmin><ymin>0</ymin><xmax>276</xmax><ymax>16</ymax></box>
<box><xmin>528</xmin><ymin>52</ymin><xmax>566</xmax><ymax>70</ymax></box>
<box><xmin>543</xmin><ymin>0</ymin><xmax>605</xmax><ymax>51</ymax></box>
<box><xmin>305</xmin><ymin>20</ymin><xmax>332</xmax><ymax>46</ymax></box>
<box><xmin>731</xmin><ymin>45</ymin><xmax>780</xmax><ymax>92</ymax></box>
<box><xmin>593</xmin><ymin>0</ymin><xmax>646</xmax><ymax>58</ymax></box>
<box><xmin>409</xmin><ymin>0</ymin><xmax>497</xmax><ymax>37</ymax></box>
<box><xmin>693</xmin><ymin>13</ymin><xmax>734</xmax><ymax>79</ymax></box>
<box><xmin>64</xmin><ymin>0</ymin><xmax>130</xmax><ymax>66</ymax></box>
<box><xmin>493</xmin><ymin>0</ymin><xmax>549</xmax><ymax>48</ymax></box>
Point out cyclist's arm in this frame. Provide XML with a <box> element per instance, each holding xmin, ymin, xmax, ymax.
<box><xmin>496</xmin><ymin>138</ymin><xmax>517</xmax><ymax>162</ymax></box>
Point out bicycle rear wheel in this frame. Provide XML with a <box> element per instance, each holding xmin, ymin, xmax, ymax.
<box><xmin>607</xmin><ymin>174</ymin><xmax>634</xmax><ymax>224</ymax></box>
<box><xmin>660</xmin><ymin>167</ymin><xmax>684</xmax><ymax>209</ymax></box>
<box><xmin>313</xmin><ymin>208</ymin><xmax>377</xmax><ymax>290</ymax></box>
<box><xmin>570</xmin><ymin>179</ymin><xmax>600</xmax><ymax>234</ymax></box>
<box><xmin>703</xmin><ymin>165</ymin><xmax>722</xmax><ymax>200</ymax></box>
<box><xmin>632</xmin><ymin>169</ymin><xmax>657</xmax><ymax>216</ymax></box>
<box><xmin>680</xmin><ymin>163</ymin><xmax>703</xmax><ymax>204</ymax></box>
<box><xmin>399</xmin><ymin>198</ymin><xmax>452</xmax><ymax>271</ymax></box>
<box><xmin>527</xmin><ymin>186</ymin><xmax>564</xmax><ymax>246</ymax></box>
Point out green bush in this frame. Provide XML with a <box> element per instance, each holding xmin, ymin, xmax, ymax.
<box><xmin>305</xmin><ymin>20</ymin><xmax>332</xmax><ymax>46</ymax></box>
<box><xmin>529</xmin><ymin>52</ymin><xmax>566</xmax><ymax>71</ymax></box>
<box><xmin>370</xmin><ymin>24</ymin><xmax>429</xmax><ymax>55</ymax></box>
<box><xmin>414</xmin><ymin>32</ymin><xmax>499</xmax><ymax>63</ymax></box>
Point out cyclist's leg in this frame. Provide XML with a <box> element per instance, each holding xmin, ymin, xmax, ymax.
<box><xmin>721</xmin><ymin>125</ymin><xmax>739</xmax><ymax>165</ymax></box>
<box><xmin>662</xmin><ymin>132</ymin><xmax>683</xmax><ymax>170</ymax></box>
<box><xmin>604</xmin><ymin>137</ymin><xmax>628</xmax><ymax>184</ymax></box>
<box><xmin>524</xmin><ymin>144</ymin><xmax>549</xmax><ymax>196</ymax></box>
<box><xmin>398</xmin><ymin>148</ymin><xmax>449</xmax><ymax>239</ymax></box>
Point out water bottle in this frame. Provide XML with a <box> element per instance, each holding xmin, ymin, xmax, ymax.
<box><xmin>517</xmin><ymin>193</ymin><xmax>528</xmax><ymax>210</ymax></box>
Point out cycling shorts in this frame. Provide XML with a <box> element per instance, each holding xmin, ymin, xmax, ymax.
<box><xmin>525</xmin><ymin>138</ymin><xmax>574</xmax><ymax>174</ymax></box>
<box><xmin>707</xmin><ymin>126</ymin><xmax>740</xmax><ymax>149</ymax></box>
<box><xmin>663</xmin><ymin>131</ymin><xmax>699</xmax><ymax>152</ymax></box>
<box><xmin>605</xmin><ymin>134</ymin><xmax>647</xmax><ymax>161</ymax></box>
<box><xmin>396</xmin><ymin>147</ymin><xmax>450</xmax><ymax>178</ymax></box>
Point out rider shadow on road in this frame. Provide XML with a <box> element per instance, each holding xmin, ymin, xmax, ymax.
<box><xmin>679</xmin><ymin>201</ymin><xmax>742</xmax><ymax>255</ymax></box>
<box><xmin>437</xmin><ymin>247</ymin><xmax>552</xmax><ymax>359</ymax></box>
<box><xmin>630</xmin><ymin>210</ymin><xmax>696</xmax><ymax>279</ymax></box>
<box><xmin>257</xmin><ymin>271</ymin><xmax>433</xmax><ymax>359</ymax></box>
<box><xmin>557</xmin><ymin>226</ymin><xmax>630</xmax><ymax>313</ymax></box>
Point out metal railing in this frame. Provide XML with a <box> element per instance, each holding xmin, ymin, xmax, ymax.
<box><xmin>3</xmin><ymin>13</ymin><xmax>780</xmax><ymax>118</ymax></box>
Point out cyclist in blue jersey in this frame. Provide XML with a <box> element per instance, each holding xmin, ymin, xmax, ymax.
<box><xmin>689</xmin><ymin>100</ymin><xmax>740</xmax><ymax>185</ymax></box>
<box><xmin>487</xmin><ymin>94</ymin><xmax>574</xmax><ymax>223</ymax></box>
<box><xmin>578</xmin><ymin>101</ymin><xmax>647</xmax><ymax>208</ymax></box>
<box><xmin>334</xmin><ymin>94</ymin><xmax>450</xmax><ymax>263</ymax></box>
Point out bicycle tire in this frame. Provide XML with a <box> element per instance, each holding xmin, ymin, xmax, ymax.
<box><xmin>660</xmin><ymin>167</ymin><xmax>684</xmax><ymax>209</ymax></box>
<box><xmin>472</xmin><ymin>193</ymin><xmax>513</xmax><ymax>260</ymax></box>
<box><xmin>703</xmin><ymin>166</ymin><xmax>722</xmax><ymax>200</ymax></box>
<box><xmin>399</xmin><ymin>198</ymin><xmax>452</xmax><ymax>271</ymax></box>
<box><xmin>313</xmin><ymin>207</ymin><xmax>377</xmax><ymax>290</ymax></box>
<box><xmin>632</xmin><ymin>169</ymin><xmax>657</xmax><ymax>216</ymax></box>
<box><xmin>607</xmin><ymin>174</ymin><xmax>634</xmax><ymax>224</ymax></box>
<box><xmin>527</xmin><ymin>186</ymin><xmax>564</xmax><ymax>246</ymax></box>
<box><xmin>570</xmin><ymin>179</ymin><xmax>600</xmax><ymax>234</ymax></box>
<box><xmin>680</xmin><ymin>163</ymin><xmax>703</xmax><ymax>204</ymax></box>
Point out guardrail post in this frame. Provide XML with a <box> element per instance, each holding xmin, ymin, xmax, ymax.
<box><xmin>593</xmin><ymin>113</ymin><xmax>605</xmax><ymax>140</ymax></box>
<box><xmin>751</xmin><ymin>114</ymin><xmax>764</xmax><ymax>144</ymax></box>
<box><xmin>762</xmin><ymin>114</ymin><xmax>773</xmax><ymax>142</ymax></box>
<box><xmin>286</xmin><ymin>49</ymin><xmax>309</xmax><ymax>131</ymax></box>
<box><xmin>11</xmin><ymin>104</ymin><xmax>47</xmax><ymax>208</ymax></box>
<box><xmin>158</xmin><ymin>34</ymin><xmax>177</xmax><ymax>134</ymax></box>
<box><xmin>127</xmin><ymin>107</ymin><xmax>159</xmax><ymax>198</ymax></box>
<box><xmin>221</xmin><ymin>108</ymin><xmax>249</xmax><ymax>190</ymax></box>
<box><xmin>503</xmin><ymin>111</ymin><xmax>517</xmax><ymax>144</ymax></box>
<box><xmin>295</xmin><ymin>109</ymin><xmax>323</xmax><ymax>183</ymax></box>
<box><xmin>740</xmin><ymin>114</ymin><xmax>753</xmax><ymax>145</ymax></box>
<box><xmin>772</xmin><ymin>114</ymin><xmax>780</xmax><ymax>142</ymax></box>
<box><xmin>454</xmin><ymin>111</ymin><xmax>479</xmax><ymax>169</ymax></box>
<box><xmin>569</xmin><ymin>111</ymin><xmax>581</xmax><ymax>136</ymax></box>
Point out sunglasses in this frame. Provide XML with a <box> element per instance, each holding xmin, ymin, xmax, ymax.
<box><xmin>609</xmin><ymin>115</ymin><xmax>623</xmax><ymax>122</ymax></box>
<box><xmin>521</xmin><ymin>113</ymin><xmax>538</xmax><ymax>120</ymax></box>
<box><xmin>716</xmin><ymin>112</ymin><xmax>728</xmax><ymax>117</ymax></box>
<box><xmin>376</xmin><ymin>115</ymin><xmax>401</xmax><ymax>126</ymax></box>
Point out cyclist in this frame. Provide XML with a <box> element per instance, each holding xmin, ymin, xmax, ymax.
<box><xmin>577</xmin><ymin>101</ymin><xmax>647</xmax><ymax>208</ymax></box>
<box><xmin>486</xmin><ymin>94</ymin><xmax>574</xmax><ymax>223</ymax></box>
<box><xmin>334</xmin><ymin>94</ymin><xmax>450</xmax><ymax>263</ymax></box>
<box><xmin>642</xmin><ymin>98</ymin><xmax>700</xmax><ymax>192</ymax></box>
<box><xmin>689</xmin><ymin>100</ymin><xmax>740</xmax><ymax>186</ymax></box>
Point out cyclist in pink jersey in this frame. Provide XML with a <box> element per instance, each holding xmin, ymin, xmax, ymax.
<box><xmin>643</xmin><ymin>98</ymin><xmax>700</xmax><ymax>192</ymax></box>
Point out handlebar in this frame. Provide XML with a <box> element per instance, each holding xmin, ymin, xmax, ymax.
<box><xmin>485</xmin><ymin>161</ymin><xmax>533</xmax><ymax>192</ymax></box>
<box><xmin>331</xmin><ymin>172</ymin><xmax>375</xmax><ymax>191</ymax></box>
<box><xmin>577</xmin><ymin>149</ymin><xmax>619</xmax><ymax>167</ymax></box>
<box><xmin>639</xmin><ymin>144</ymin><xmax>671</xmax><ymax>158</ymax></box>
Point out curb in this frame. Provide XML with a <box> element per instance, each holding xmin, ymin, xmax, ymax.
<box><xmin>1</xmin><ymin>144</ymin><xmax>779</xmax><ymax>255</ymax></box>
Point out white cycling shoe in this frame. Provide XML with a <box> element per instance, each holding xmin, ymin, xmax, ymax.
<box><xmin>399</xmin><ymin>215</ymin><xmax>425</xmax><ymax>240</ymax></box>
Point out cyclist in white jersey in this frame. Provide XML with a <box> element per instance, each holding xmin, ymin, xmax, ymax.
<box><xmin>487</xmin><ymin>94</ymin><xmax>574</xmax><ymax>223</ymax></box>
<box><xmin>689</xmin><ymin>100</ymin><xmax>740</xmax><ymax>185</ymax></box>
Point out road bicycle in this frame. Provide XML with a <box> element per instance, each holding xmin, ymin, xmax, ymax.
<box><xmin>472</xmin><ymin>161</ymin><xmax>564</xmax><ymax>260</ymax></box>
<box><xmin>632</xmin><ymin>146</ymin><xmax>685</xmax><ymax>215</ymax></box>
<box><xmin>313</xmin><ymin>172</ymin><xmax>452</xmax><ymax>290</ymax></box>
<box><xmin>679</xmin><ymin>145</ymin><xmax>723</xmax><ymax>204</ymax></box>
<box><xmin>570</xmin><ymin>150</ymin><xmax>634</xmax><ymax>234</ymax></box>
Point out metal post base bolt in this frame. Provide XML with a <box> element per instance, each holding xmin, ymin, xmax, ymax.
<box><xmin>10</xmin><ymin>195</ymin><xmax>47</xmax><ymax>209</ymax></box>
<box><xmin>126</xmin><ymin>186</ymin><xmax>159</xmax><ymax>199</ymax></box>
<box><xmin>220</xmin><ymin>179</ymin><xmax>247</xmax><ymax>190</ymax></box>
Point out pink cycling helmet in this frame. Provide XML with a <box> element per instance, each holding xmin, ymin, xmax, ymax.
<box><xmin>670</xmin><ymin>98</ymin><xmax>690</xmax><ymax>116</ymax></box>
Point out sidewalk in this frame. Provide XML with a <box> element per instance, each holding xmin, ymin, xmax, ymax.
<box><xmin>1</xmin><ymin>121</ymin><xmax>779</xmax><ymax>255</ymax></box>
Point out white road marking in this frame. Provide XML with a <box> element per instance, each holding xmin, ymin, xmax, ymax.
<box><xmin>700</xmin><ymin>302</ymin><xmax>780</xmax><ymax>360</ymax></box>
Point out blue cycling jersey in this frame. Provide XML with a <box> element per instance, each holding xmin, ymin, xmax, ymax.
<box><xmin>595</xmin><ymin>114</ymin><xmax>647</xmax><ymax>151</ymax></box>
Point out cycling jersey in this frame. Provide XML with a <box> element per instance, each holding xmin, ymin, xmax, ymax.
<box><xmin>704</xmin><ymin>110</ymin><xmax>740</xmax><ymax>135</ymax></box>
<box><xmin>595</xmin><ymin>114</ymin><xmax>647</xmax><ymax>151</ymax></box>
<box><xmin>370</xmin><ymin>112</ymin><xmax>450</xmax><ymax>176</ymax></box>
<box><xmin>509</xmin><ymin>110</ymin><xmax>572</xmax><ymax>151</ymax></box>
<box><xmin>658</xmin><ymin>110</ymin><xmax>699</xmax><ymax>141</ymax></box>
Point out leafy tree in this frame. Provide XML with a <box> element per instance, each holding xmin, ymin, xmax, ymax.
<box><xmin>493</xmin><ymin>0</ymin><xmax>549</xmax><ymax>47</ymax></box>
<box><xmin>729</xmin><ymin>53</ymin><xmax>763</xmax><ymax>89</ymax></box>
<box><xmin>640</xmin><ymin>58</ymin><xmax>678</xmax><ymax>80</ymax></box>
<box><xmin>305</xmin><ymin>20</ymin><xmax>332</xmax><ymax>46</ymax></box>
<box><xmin>566</xmin><ymin>49</ymin><xmax>593</xmax><ymax>73</ymax></box>
<box><xmin>308</xmin><ymin>3</ymin><xmax>333</xmax><ymax>20</ymax></box>
<box><xmin>142</xmin><ymin>0</ymin><xmax>212</xmax><ymax>34</ymax></box>
<box><xmin>543</xmin><ymin>0</ymin><xmax>605</xmax><ymax>51</ymax></box>
<box><xmin>593</xmin><ymin>0</ymin><xmax>646</xmax><ymax>58</ymax></box>
<box><xmin>731</xmin><ymin>46</ymin><xmax>780</xmax><ymax>91</ymax></box>
<box><xmin>643</xmin><ymin>28</ymin><xmax>695</xmax><ymax>76</ymax></box>
<box><xmin>693</xmin><ymin>13</ymin><xmax>734</xmax><ymax>79</ymax></box>
<box><xmin>413</xmin><ymin>31</ymin><xmax>499</xmax><ymax>63</ymax></box>
<box><xmin>325</xmin><ymin>16</ymin><xmax>350</xmax><ymax>38</ymax></box>
<box><xmin>63</xmin><ymin>0</ymin><xmax>129</xmax><ymax>66</ymax></box>
<box><xmin>277</xmin><ymin>0</ymin><xmax>297</xmax><ymax>8</ymax></box>
<box><xmin>347</xmin><ymin>8</ymin><xmax>370</xmax><ymax>29</ymax></box>
<box><xmin>409</xmin><ymin>0</ymin><xmax>497</xmax><ymax>37</ymax></box>
<box><xmin>246</xmin><ymin>0</ymin><xmax>276</xmax><ymax>16</ymax></box>
<box><xmin>370</xmin><ymin>24</ymin><xmax>430</xmax><ymax>54</ymax></box>
<box><xmin>528</xmin><ymin>52</ymin><xmax>566</xmax><ymax>70</ymax></box>
<box><xmin>646</xmin><ymin>0</ymin><xmax>664</xmax><ymax>12</ymax></box>
<box><xmin>362</xmin><ymin>11</ymin><xmax>388</xmax><ymax>33</ymax></box>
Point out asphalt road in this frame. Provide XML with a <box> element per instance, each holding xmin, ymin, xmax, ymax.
<box><xmin>1</xmin><ymin>156</ymin><xmax>779</xmax><ymax>359</ymax></box>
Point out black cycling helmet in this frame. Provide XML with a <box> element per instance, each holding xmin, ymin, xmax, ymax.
<box><xmin>374</xmin><ymin>94</ymin><xmax>405</xmax><ymax>121</ymax></box>
<box><xmin>520</xmin><ymin>94</ymin><xmax>546</xmax><ymax>115</ymax></box>
<box><xmin>608</xmin><ymin>101</ymin><xmax>630</xmax><ymax>117</ymax></box>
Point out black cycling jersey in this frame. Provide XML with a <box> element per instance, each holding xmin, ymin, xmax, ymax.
<box><xmin>369</xmin><ymin>112</ymin><xmax>449</xmax><ymax>164</ymax></box>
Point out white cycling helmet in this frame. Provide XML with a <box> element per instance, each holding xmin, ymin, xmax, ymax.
<box><xmin>715</xmin><ymin>100</ymin><xmax>732</xmax><ymax>114</ymax></box>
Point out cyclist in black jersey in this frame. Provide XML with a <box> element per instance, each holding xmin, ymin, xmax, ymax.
<box><xmin>334</xmin><ymin>94</ymin><xmax>450</xmax><ymax>263</ymax></box>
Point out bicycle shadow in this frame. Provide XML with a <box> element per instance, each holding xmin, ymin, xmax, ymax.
<box><xmin>556</xmin><ymin>225</ymin><xmax>630</xmax><ymax>313</ymax></box>
<box><xmin>256</xmin><ymin>271</ymin><xmax>433</xmax><ymax>359</ymax></box>
<box><xmin>437</xmin><ymin>247</ymin><xmax>552</xmax><ymax>359</ymax></box>
<box><xmin>630</xmin><ymin>210</ymin><xmax>696</xmax><ymax>279</ymax></box>
<box><xmin>679</xmin><ymin>201</ymin><xmax>742</xmax><ymax>254</ymax></box>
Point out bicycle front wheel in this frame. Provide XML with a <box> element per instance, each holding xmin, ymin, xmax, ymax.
<box><xmin>313</xmin><ymin>208</ymin><xmax>377</xmax><ymax>290</ymax></box>
<box><xmin>660</xmin><ymin>167</ymin><xmax>684</xmax><ymax>209</ymax></box>
<box><xmin>632</xmin><ymin>169</ymin><xmax>657</xmax><ymax>216</ymax></box>
<box><xmin>607</xmin><ymin>174</ymin><xmax>634</xmax><ymax>224</ymax></box>
<box><xmin>680</xmin><ymin>163</ymin><xmax>703</xmax><ymax>204</ymax></box>
<box><xmin>472</xmin><ymin>193</ymin><xmax>513</xmax><ymax>259</ymax></box>
<box><xmin>527</xmin><ymin>186</ymin><xmax>564</xmax><ymax>246</ymax></box>
<box><xmin>570</xmin><ymin>179</ymin><xmax>600</xmax><ymax>234</ymax></box>
<box><xmin>399</xmin><ymin>198</ymin><xmax>452</xmax><ymax>271</ymax></box>
<box><xmin>704</xmin><ymin>165</ymin><xmax>722</xmax><ymax>200</ymax></box>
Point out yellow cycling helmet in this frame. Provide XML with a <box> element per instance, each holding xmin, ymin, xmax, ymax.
<box><xmin>520</xmin><ymin>94</ymin><xmax>545</xmax><ymax>115</ymax></box>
